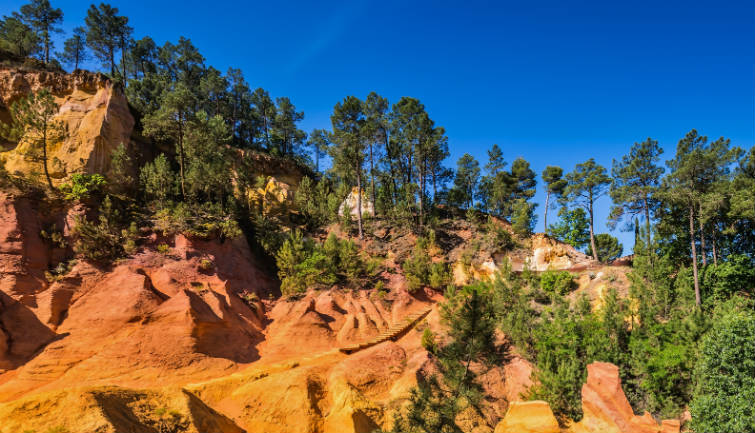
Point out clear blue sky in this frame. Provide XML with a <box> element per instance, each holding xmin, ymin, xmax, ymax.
<box><xmin>5</xmin><ymin>0</ymin><xmax>754</xmax><ymax>254</ymax></box>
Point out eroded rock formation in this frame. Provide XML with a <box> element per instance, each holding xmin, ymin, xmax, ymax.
<box><xmin>494</xmin><ymin>362</ymin><xmax>681</xmax><ymax>433</ymax></box>
<box><xmin>0</xmin><ymin>67</ymin><xmax>134</xmax><ymax>182</ymax></box>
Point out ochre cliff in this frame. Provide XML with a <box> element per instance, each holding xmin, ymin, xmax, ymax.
<box><xmin>0</xmin><ymin>67</ymin><xmax>134</xmax><ymax>183</ymax></box>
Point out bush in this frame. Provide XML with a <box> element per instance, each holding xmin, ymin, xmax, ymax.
<box><xmin>275</xmin><ymin>231</ymin><xmax>369</xmax><ymax>296</ymax></box>
<box><xmin>539</xmin><ymin>270</ymin><xmax>576</xmax><ymax>296</ymax></box>
<box><xmin>586</xmin><ymin>233</ymin><xmax>623</xmax><ymax>263</ymax></box>
<box><xmin>403</xmin><ymin>236</ymin><xmax>451</xmax><ymax>292</ymax></box>
<box><xmin>73</xmin><ymin>196</ymin><xmax>139</xmax><ymax>263</ymax></box>
<box><xmin>154</xmin><ymin>202</ymin><xmax>241</xmax><ymax>240</ymax></box>
<box><xmin>421</xmin><ymin>328</ymin><xmax>437</xmax><ymax>354</ymax></box>
<box><xmin>59</xmin><ymin>173</ymin><xmax>106</xmax><ymax>201</ymax></box>
<box><xmin>701</xmin><ymin>255</ymin><xmax>755</xmax><ymax>303</ymax></box>
<box><xmin>690</xmin><ymin>299</ymin><xmax>755</xmax><ymax>433</ymax></box>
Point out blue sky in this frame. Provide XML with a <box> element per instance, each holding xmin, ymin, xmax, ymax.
<box><xmin>5</xmin><ymin>0</ymin><xmax>754</xmax><ymax>254</ymax></box>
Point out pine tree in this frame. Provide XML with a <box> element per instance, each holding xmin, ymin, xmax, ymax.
<box><xmin>251</xmin><ymin>88</ymin><xmax>275</xmax><ymax>149</ymax></box>
<box><xmin>271</xmin><ymin>97</ymin><xmax>305</xmax><ymax>157</ymax></box>
<box><xmin>609</xmin><ymin>138</ymin><xmax>663</xmax><ymax>252</ymax></box>
<box><xmin>58</xmin><ymin>26</ymin><xmax>88</xmax><ymax>70</ymax></box>
<box><xmin>139</xmin><ymin>153</ymin><xmax>175</xmax><ymax>208</ymax></box>
<box><xmin>391</xmin><ymin>285</ymin><xmax>507</xmax><ymax>433</ymax></box>
<box><xmin>564</xmin><ymin>158</ymin><xmax>611</xmax><ymax>261</ymax></box>
<box><xmin>85</xmin><ymin>3</ymin><xmax>129</xmax><ymax>77</ymax></box>
<box><xmin>478</xmin><ymin>144</ymin><xmax>507</xmax><ymax>214</ymax></box>
<box><xmin>449</xmin><ymin>153</ymin><xmax>480</xmax><ymax>210</ymax></box>
<box><xmin>329</xmin><ymin>96</ymin><xmax>367</xmax><ymax>238</ymax></box>
<box><xmin>364</xmin><ymin>92</ymin><xmax>389</xmax><ymax>213</ymax></box>
<box><xmin>308</xmin><ymin>129</ymin><xmax>330</xmax><ymax>173</ymax></box>
<box><xmin>1</xmin><ymin>89</ymin><xmax>64</xmax><ymax>188</ymax></box>
<box><xmin>142</xmin><ymin>82</ymin><xmax>197</xmax><ymax>198</ymax></box>
<box><xmin>542</xmin><ymin>165</ymin><xmax>566</xmax><ymax>233</ymax></box>
<box><xmin>17</xmin><ymin>0</ymin><xmax>62</xmax><ymax>64</ymax></box>
<box><xmin>661</xmin><ymin>130</ymin><xmax>735</xmax><ymax>306</ymax></box>
<box><xmin>0</xmin><ymin>15</ymin><xmax>40</xmax><ymax>58</ymax></box>
<box><xmin>585</xmin><ymin>233</ymin><xmax>623</xmax><ymax>263</ymax></box>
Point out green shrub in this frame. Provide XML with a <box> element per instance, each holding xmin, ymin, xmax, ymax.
<box><xmin>539</xmin><ymin>270</ymin><xmax>576</xmax><ymax>295</ymax></box>
<box><xmin>157</xmin><ymin>243</ymin><xmax>170</xmax><ymax>254</ymax></box>
<box><xmin>73</xmin><ymin>196</ymin><xmax>138</xmax><ymax>263</ymax></box>
<box><xmin>59</xmin><ymin>173</ymin><xmax>106</xmax><ymax>201</ymax></box>
<box><xmin>198</xmin><ymin>258</ymin><xmax>213</xmax><ymax>271</ymax></box>
<box><xmin>403</xmin><ymin>236</ymin><xmax>451</xmax><ymax>292</ymax></box>
<box><xmin>421</xmin><ymin>328</ymin><xmax>437</xmax><ymax>354</ymax></box>
<box><xmin>690</xmin><ymin>298</ymin><xmax>755</xmax><ymax>433</ymax></box>
<box><xmin>154</xmin><ymin>202</ymin><xmax>241</xmax><ymax>240</ymax></box>
<box><xmin>275</xmin><ymin>231</ymin><xmax>369</xmax><ymax>296</ymax></box>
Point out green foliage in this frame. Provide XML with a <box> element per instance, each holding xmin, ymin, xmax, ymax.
<box><xmin>73</xmin><ymin>196</ymin><xmax>139</xmax><ymax>263</ymax></box>
<box><xmin>539</xmin><ymin>270</ymin><xmax>576</xmax><ymax>296</ymax></box>
<box><xmin>57</xmin><ymin>26</ymin><xmax>87</xmax><ymax>70</ymax></box>
<box><xmin>153</xmin><ymin>202</ymin><xmax>241</xmax><ymax>240</ymax></box>
<box><xmin>402</xmin><ymin>236</ymin><xmax>451</xmax><ymax>292</ymax></box>
<box><xmin>58</xmin><ymin>173</ymin><xmax>106</xmax><ymax>201</ymax></box>
<box><xmin>294</xmin><ymin>176</ymin><xmax>340</xmax><ymax>229</ymax></box>
<box><xmin>0</xmin><ymin>89</ymin><xmax>65</xmax><ymax>188</ymax></box>
<box><xmin>563</xmin><ymin>158</ymin><xmax>611</xmax><ymax>261</ymax></box>
<box><xmin>609</xmin><ymin>138</ymin><xmax>663</xmax><ymax>232</ymax></box>
<box><xmin>0</xmin><ymin>15</ymin><xmax>40</xmax><ymax>58</ymax></box>
<box><xmin>108</xmin><ymin>142</ymin><xmax>135</xmax><ymax>195</ymax></box>
<box><xmin>448</xmin><ymin>153</ymin><xmax>480</xmax><ymax>209</ymax></box>
<box><xmin>275</xmin><ymin>231</ymin><xmax>369</xmax><ymax>296</ymax></box>
<box><xmin>700</xmin><ymin>255</ymin><xmax>755</xmax><ymax>303</ymax></box>
<box><xmin>421</xmin><ymin>328</ymin><xmax>437</xmax><ymax>354</ymax></box>
<box><xmin>140</xmin><ymin>154</ymin><xmax>176</xmax><ymax>206</ymax></box>
<box><xmin>585</xmin><ymin>233</ymin><xmax>623</xmax><ymax>263</ymax></box>
<box><xmin>391</xmin><ymin>285</ymin><xmax>507</xmax><ymax>433</ymax></box>
<box><xmin>542</xmin><ymin>165</ymin><xmax>567</xmax><ymax>230</ymax></box>
<box><xmin>510</xmin><ymin>197</ymin><xmax>537</xmax><ymax>236</ymax></box>
<box><xmin>84</xmin><ymin>3</ymin><xmax>131</xmax><ymax>76</ymax></box>
<box><xmin>549</xmin><ymin>207</ymin><xmax>590</xmax><ymax>249</ymax></box>
<box><xmin>690</xmin><ymin>299</ymin><xmax>755</xmax><ymax>433</ymax></box>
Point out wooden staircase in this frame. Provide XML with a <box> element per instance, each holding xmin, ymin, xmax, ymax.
<box><xmin>339</xmin><ymin>306</ymin><xmax>433</xmax><ymax>354</ymax></box>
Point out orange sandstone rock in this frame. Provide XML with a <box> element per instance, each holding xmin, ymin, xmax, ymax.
<box><xmin>570</xmin><ymin>362</ymin><xmax>679</xmax><ymax>433</ymax></box>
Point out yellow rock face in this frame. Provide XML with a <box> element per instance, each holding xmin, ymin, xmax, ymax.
<box><xmin>0</xmin><ymin>68</ymin><xmax>134</xmax><ymax>183</ymax></box>
<box><xmin>494</xmin><ymin>401</ymin><xmax>560</xmax><ymax>433</ymax></box>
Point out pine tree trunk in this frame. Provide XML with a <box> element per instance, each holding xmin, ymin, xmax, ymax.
<box><xmin>178</xmin><ymin>116</ymin><xmax>186</xmax><ymax>198</ymax></box>
<box><xmin>356</xmin><ymin>168</ymin><xmax>364</xmax><ymax>239</ymax></box>
<box><xmin>369</xmin><ymin>142</ymin><xmax>376</xmax><ymax>217</ymax></box>
<box><xmin>109</xmin><ymin>47</ymin><xmax>115</xmax><ymax>77</ymax></box>
<box><xmin>544</xmin><ymin>190</ymin><xmax>550</xmax><ymax>234</ymax></box>
<box><xmin>689</xmin><ymin>205</ymin><xmax>701</xmax><ymax>307</ymax></box>
<box><xmin>419</xmin><ymin>162</ymin><xmax>425</xmax><ymax>229</ymax></box>
<box><xmin>42</xmin><ymin>124</ymin><xmax>53</xmax><ymax>189</ymax></box>
<box><xmin>588</xmin><ymin>192</ymin><xmax>598</xmax><ymax>261</ymax></box>
<box><xmin>643</xmin><ymin>198</ymin><xmax>654</xmax><ymax>268</ymax></box>
<box><xmin>698</xmin><ymin>212</ymin><xmax>707</xmax><ymax>266</ymax></box>
<box><xmin>712</xmin><ymin>229</ymin><xmax>718</xmax><ymax>265</ymax></box>
<box><xmin>44</xmin><ymin>33</ymin><xmax>49</xmax><ymax>64</ymax></box>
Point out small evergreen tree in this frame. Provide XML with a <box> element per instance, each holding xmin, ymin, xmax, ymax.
<box><xmin>585</xmin><ymin>233</ymin><xmax>624</xmax><ymax>263</ymax></box>
<box><xmin>1</xmin><ymin>89</ymin><xmax>64</xmax><ymax>188</ymax></box>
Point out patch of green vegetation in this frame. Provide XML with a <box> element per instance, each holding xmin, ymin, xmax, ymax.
<box><xmin>539</xmin><ymin>269</ymin><xmax>576</xmax><ymax>296</ymax></box>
